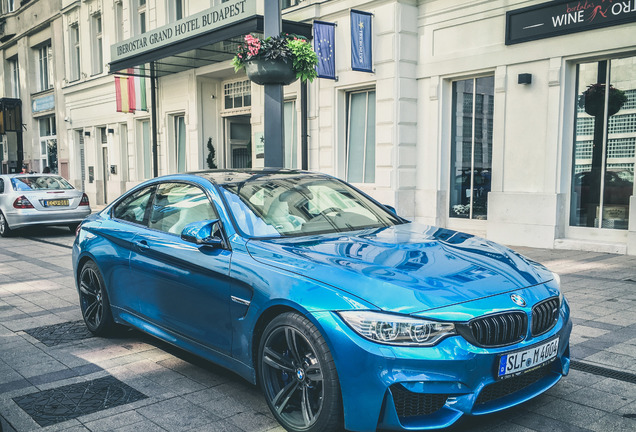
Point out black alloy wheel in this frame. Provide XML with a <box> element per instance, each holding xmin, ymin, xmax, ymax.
<box><xmin>0</xmin><ymin>211</ymin><xmax>11</xmax><ymax>237</ymax></box>
<box><xmin>78</xmin><ymin>261</ymin><xmax>115</xmax><ymax>336</ymax></box>
<box><xmin>258</xmin><ymin>313</ymin><xmax>342</xmax><ymax>432</ymax></box>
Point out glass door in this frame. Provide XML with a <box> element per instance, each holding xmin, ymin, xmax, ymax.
<box><xmin>225</xmin><ymin>116</ymin><xmax>251</xmax><ymax>169</ymax></box>
<box><xmin>570</xmin><ymin>57</ymin><xmax>635</xmax><ymax>231</ymax></box>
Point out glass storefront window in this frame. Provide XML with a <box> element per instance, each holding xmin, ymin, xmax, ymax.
<box><xmin>284</xmin><ymin>100</ymin><xmax>298</xmax><ymax>169</ymax></box>
<box><xmin>346</xmin><ymin>89</ymin><xmax>376</xmax><ymax>184</ymax></box>
<box><xmin>38</xmin><ymin>116</ymin><xmax>57</xmax><ymax>173</ymax></box>
<box><xmin>175</xmin><ymin>115</ymin><xmax>186</xmax><ymax>173</ymax></box>
<box><xmin>449</xmin><ymin>77</ymin><xmax>494</xmax><ymax>220</ymax></box>
<box><xmin>570</xmin><ymin>57</ymin><xmax>636</xmax><ymax>230</ymax></box>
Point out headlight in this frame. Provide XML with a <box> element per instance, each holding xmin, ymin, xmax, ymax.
<box><xmin>338</xmin><ymin>311</ymin><xmax>456</xmax><ymax>346</ymax></box>
<box><xmin>552</xmin><ymin>271</ymin><xmax>563</xmax><ymax>306</ymax></box>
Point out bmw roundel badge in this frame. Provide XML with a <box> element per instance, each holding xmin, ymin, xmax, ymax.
<box><xmin>510</xmin><ymin>294</ymin><xmax>526</xmax><ymax>307</ymax></box>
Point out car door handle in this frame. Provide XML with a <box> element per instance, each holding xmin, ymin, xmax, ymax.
<box><xmin>135</xmin><ymin>240</ymin><xmax>150</xmax><ymax>252</ymax></box>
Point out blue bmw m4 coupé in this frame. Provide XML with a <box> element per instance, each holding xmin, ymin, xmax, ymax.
<box><xmin>72</xmin><ymin>170</ymin><xmax>571</xmax><ymax>432</ymax></box>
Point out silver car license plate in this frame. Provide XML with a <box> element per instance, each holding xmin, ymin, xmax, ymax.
<box><xmin>44</xmin><ymin>199</ymin><xmax>69</xmax><ymax>207</ymax></box>
<box><xmin>497</xmin><ymin>337</ymin><xmax>559</xmax><ymax>379</ymax></box>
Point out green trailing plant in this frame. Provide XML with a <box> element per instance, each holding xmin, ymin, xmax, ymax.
<box><xmin>232</xmin><ymin>33</ymin><xmax>318</xmax><ymax>83</ymax></box>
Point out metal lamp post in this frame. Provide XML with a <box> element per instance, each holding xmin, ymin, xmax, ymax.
<box><xmin>263</xmin><ymin>0</ymin><xmax>285</xmax><ymax>168</ymax></box>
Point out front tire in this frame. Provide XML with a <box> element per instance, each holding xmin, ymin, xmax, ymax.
<box><xmin>0</xmin><ymin>211</ymin><xmax>12</xmax><ymax>237</ymax></box>
<box><xmin>78</xmin><ymin>260</ymin><xmax>116</xmax><ymax>336</ymax></box>
<box><xmin>258</xmin><ymin>312</ymin><xmax>343</xmax><ymax>432</ymax></box>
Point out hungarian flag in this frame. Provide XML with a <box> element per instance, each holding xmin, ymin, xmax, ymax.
<box><xmin>115</xmin><ymin>67</ymin><xmax>147</xmax><ymax>113</ymax></box>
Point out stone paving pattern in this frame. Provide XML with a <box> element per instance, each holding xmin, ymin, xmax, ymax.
<box><xmin>0</xmin><ymin>226</ymin><xmax>635</xmax><ymax>431</ymax></box>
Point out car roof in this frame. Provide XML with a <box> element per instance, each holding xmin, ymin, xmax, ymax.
<box><xmin>187</xmin><ymin>169</ymin><xmax>327</xmax><ymax>185</ymax></box>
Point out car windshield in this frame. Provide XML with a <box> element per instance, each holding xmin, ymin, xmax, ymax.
<box><xmin>220</xmin><ymin>176</ymin><xmax>403</xmax><ymax>238</ymax></box>
<box><xmin>11</xmin><ymin>176</ymin><xmax>74</xmax><ymax>191</ymax></box>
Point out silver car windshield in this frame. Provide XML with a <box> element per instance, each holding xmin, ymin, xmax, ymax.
<box><xmin>11</xmin><ymin>176</ymin><xmax>74</xmax><ymax>191</ymax></box>
<box><xmin>220</xmin><ymin>176</ymin><xmax>402</xmax><ymax>237</ymax></box>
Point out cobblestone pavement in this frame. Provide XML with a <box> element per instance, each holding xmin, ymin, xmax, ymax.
<box><xmin>0</xmin><ymin>226</ymin><xmax>635</xmax><ymax>432</ymax></box>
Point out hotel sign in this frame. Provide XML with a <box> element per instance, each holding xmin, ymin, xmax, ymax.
<box><xmin>111</xmin><ymin>0</ymin><xmax>256</xmax><ymax>63</ymax></box>
<box><xmin>506</xmin><ymin>0</ymin><xmax>636</xmax><ymax>45</ymax></box>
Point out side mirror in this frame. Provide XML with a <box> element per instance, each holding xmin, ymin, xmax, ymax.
<box><xmin>181</xmin><ymin>219</ymin><xmax>225</xmax><ymax>248</ymax></box>
<box><xmin>383</xmin><ymin>204</ymin><xmax>398</xmax><ymax>216</ymax></box>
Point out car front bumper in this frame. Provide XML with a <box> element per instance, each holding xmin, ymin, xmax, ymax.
<box><xmin>311</xmin><ymin>297</ymin><xmax>572</xmax><ymax>432</ymax></box>
<box><xmin>4</xmin><ymin>207</ymin><xmax>91</xmax><ymax>229</ymax></box>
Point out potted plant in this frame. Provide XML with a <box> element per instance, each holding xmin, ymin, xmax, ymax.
<box><xmin>579</xmin><ymin>83</ymin><xmax>628</xmax><ymax>117</ymax></box>
<box><xmin>232</xmin><ymin>33</ymin><xmax>318</xmax><ymax>85</ymax></box>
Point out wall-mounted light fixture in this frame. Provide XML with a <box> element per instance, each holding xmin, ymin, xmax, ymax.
<box><xmin>518</xmin><ymin>73</ymin><xmax>532</xmax><ymax>85</ymax></box>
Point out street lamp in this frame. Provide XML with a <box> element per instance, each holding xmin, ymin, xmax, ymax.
<box><xmin>263</xmin><ymin>0</ymin><xmax>284</xmax><ymax>168</ymax></box>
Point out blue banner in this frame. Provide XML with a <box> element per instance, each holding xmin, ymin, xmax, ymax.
<box><xmin>351</xmin><ymin>10</ymin><xmax>373</xmax><ymax>73</ymax></box>
<box><xmin>314</xmin><ymin>21</ymin><xmax>336</xmax><ymax>80</ymax></box>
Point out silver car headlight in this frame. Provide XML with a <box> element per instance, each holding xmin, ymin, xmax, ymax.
<box><xmin>338</xmin><ymin>311</ymin><xmax>456</xmax><ymax>346</ymax></box>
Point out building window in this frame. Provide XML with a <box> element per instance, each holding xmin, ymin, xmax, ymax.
<box><xmin>282</xmin><ymin>0</ymin><xmax>302</xmax><ymax>9</ymax></box>
<box><xmin>91</xmin><ymin>13</ymin><xmax>103</xmax><ymax>75</ymax></box>
<box><xmin>134</xmin><ymin>0</ymin><xmax>147</xmax><ymax>35</ymax></box>
<box><xmin>36</xmin><ymin>44</ymin><xmax>53</xmax><ymax>92</ymax></box>
<box><xmin>8</xmin><ymin>57</ymin><xmax>19</xmax><ymax>98</ymax></box>
<box><xmin>39</xmin><ymin>116</ymin><xmax>57</xmax><ymax>173</ymax></box>
<box><xmin>345</xmin><ymin>89</ymin><xmax>376</xmax><ymax>183</ymax></box>
<box><xmin>7</xmin><ymin>0</ymin><xmax>14</xmax><ymax>12</ymax></box>
<box><xmin>175</xmin><ymin>115</ymin><xmax>186</xmax><ymax>173</ymax></box>
<box><xmin>449</xmin><ymin>76</ymin><xmax>494</xmax><ymax>220</ymax></box>
<box><xmin>223</xmin><ymin>80</ymin><xmax>251</xmax><ymax>110</ymax></box>
<box><xmin>115</xmin><ymin>1</ymin><xmax>124</xmax><ymax>42</ymax></box>
<box><xmin>138</xmin><ymin>119</ymin><xmax>151</xmax><ymax>179</ymax></box>
<box><xmin>69</xmin><ymin>24</ymin><xmax>81</xmax><ymax>81</ymax></box>
<box><xmin>168</xmin><ymin>0</ymin><xmax>184</xmax><ymax>22</ymax></box>
<box><xmin>284</xmin><ymin>100</ymin><xmax>298</xmax><ymax>169</ymax></box>
<box><xmin>570</xmin><ymin>56</ymin><xmax>635</xmax><ymax>230</ymax></box>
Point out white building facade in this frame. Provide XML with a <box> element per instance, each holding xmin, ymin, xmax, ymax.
<box><xmin>1</xmin><ymin>0</ymin><xmax>635</xmax><ymax>254</ymax></box>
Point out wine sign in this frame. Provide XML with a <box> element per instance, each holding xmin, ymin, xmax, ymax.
<box><xmin>506</xmin><ymin>0</ymin><xmax>636</xmax><ymax>45</ymax></box>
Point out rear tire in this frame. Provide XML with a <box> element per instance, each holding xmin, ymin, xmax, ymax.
<box><xmin>0</xmin><ymin>211</ymin><xmax>12</xmax><ymax>237</ymax></box>
<box><xmin>258</xmin><ymin>312</ymin><xmax>343</xmax><ymax>432</ymax></box>
<box><xmin>78</xmin><ymin>260</ymin><xmax>116</xmax><ymax>336</ymax></box>
<box><xmin>68</xmin><ymin>223</ymin><xmax>80</xmax><ymax>233</ymax></box>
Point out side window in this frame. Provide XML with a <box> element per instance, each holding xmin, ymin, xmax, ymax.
<box><xmin>112</xmin><ymin>186</ymin><xmax>155</xmax><ymax>225</ymax></box>
<box><xmin>0</xmin><ymin>178</ymin><xmax>4</xmax><ymax>194</ymax></box>
<box><xmin>148</xmin><ymin>183</ymin><xmax>218</xmax><ymax>235</ymax></box>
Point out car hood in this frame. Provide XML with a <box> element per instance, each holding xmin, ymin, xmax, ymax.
<box><xmin>245</xmin><ymin>223</ymin><xmax>553</xmax><ymax>314</ymax></box>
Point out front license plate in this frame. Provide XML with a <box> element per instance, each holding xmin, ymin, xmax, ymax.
<box><xmin>497</xmin><ymin>337</ymin><xmax>559</xmax><ymax>379</ymax></box>
<box><xmin>44</xmin><ymin>199</ymin><xmax>69</xmax><ymax>207</ymax></box>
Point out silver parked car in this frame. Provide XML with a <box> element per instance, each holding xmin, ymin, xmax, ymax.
<box><xmin>0</xmin><ymin>174</ymin><xmax>91</xmax><ymax>236</ymax></box>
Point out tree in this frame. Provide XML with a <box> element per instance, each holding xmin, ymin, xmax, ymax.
<box><xmin>206</xmin><ymin>137</ymin><xmax>217</xmax><ymax>169</ymax></box>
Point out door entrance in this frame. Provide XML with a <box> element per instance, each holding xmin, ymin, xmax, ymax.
<box><xmin>225</xmin><ymin>115</ymin><xmax>251</xmax><ymax>169</ymax></box>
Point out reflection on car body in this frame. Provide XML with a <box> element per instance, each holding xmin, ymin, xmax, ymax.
<box><xmin>72</xmin><ymin>169</ymin><xmax>571</xmax><ymax>432</ymax></box>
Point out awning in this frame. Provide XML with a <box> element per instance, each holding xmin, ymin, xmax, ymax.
<box><xmin>109</xmin><ymin>13</ymin><xmax>312</xmax><ymax>78</ymax></box>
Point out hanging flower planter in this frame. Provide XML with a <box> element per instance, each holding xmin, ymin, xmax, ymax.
<box><xmin>579</xmin><ymin>83</ymin><xmax>628</xmax><ymax>117</ymax></box>
<box><xmin>245</xmin><ymin>58</ymin><xmax>298</xmax><ymax>86</ymax></box>
<box><xmin>232</xmin><ymin>33</ymin><xmax>318</xmax><ymax>85</ymax></box>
